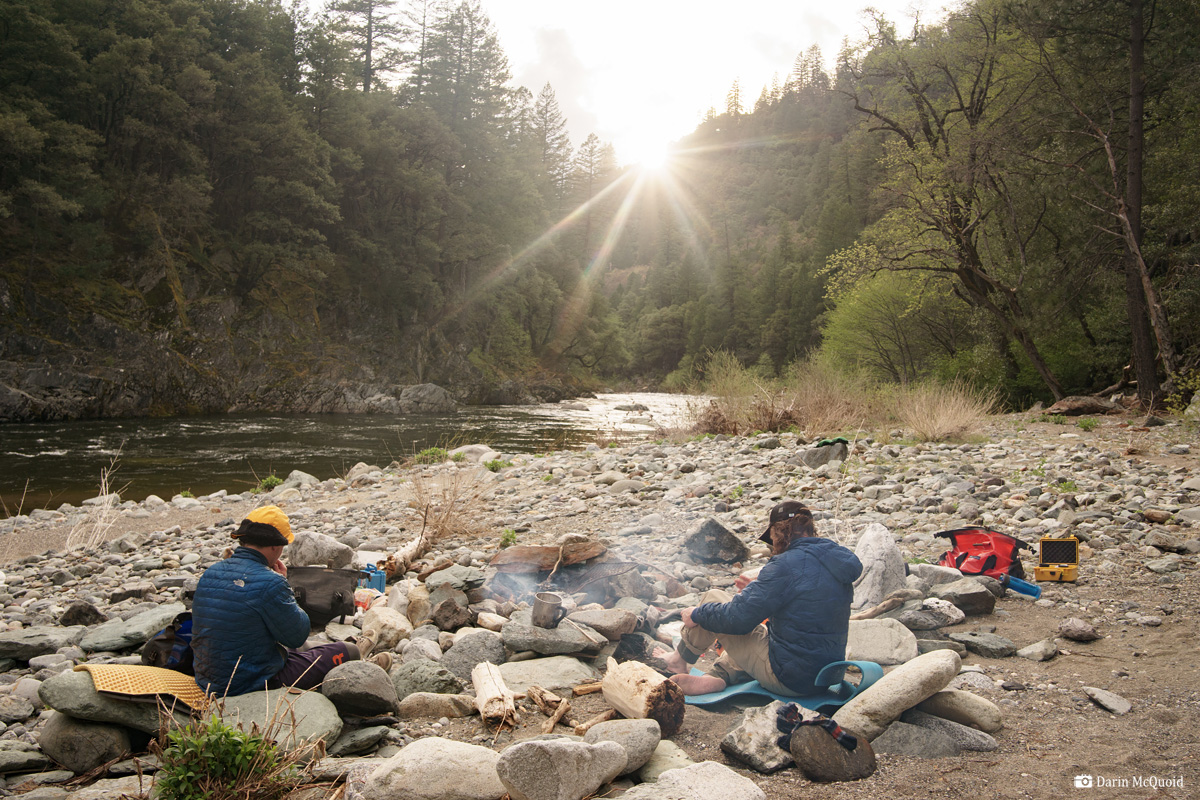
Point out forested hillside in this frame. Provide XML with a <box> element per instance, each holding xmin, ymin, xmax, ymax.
<box><xmin>2</xmin><ymin>0</ymin><xmax>1197</xmax><ymax>421</ymax></box>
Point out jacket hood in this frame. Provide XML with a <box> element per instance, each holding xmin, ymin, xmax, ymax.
<box><xmin>790</xmin><ymin>536</ymin><xmax>863</xmax><ymax>583</ymax></box>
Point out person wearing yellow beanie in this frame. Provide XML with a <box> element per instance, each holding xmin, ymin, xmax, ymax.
<box><xmin>192</xmin><ymin>506</ymin><xmax>389</xmax><ymax>696</ymax></box>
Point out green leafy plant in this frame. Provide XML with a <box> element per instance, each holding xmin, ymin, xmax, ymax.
<box><xmin>450</xmin><ymin>452</ymin><xmax>465</xmax><ymax>462</ymax></box>
<box><xmin>179</xmin><ymin>489</ymin><xmax>195</xmax><ymax>499</ymax></box>
<box><xmin>1048</xmin><ymin>414</ymin><xmax>1068</xmax><ymax>425</ymax></box>
<box><xmin>499</xmin><ymin>529</ymin><xmax>518</xmax><ymax>548</ymax></box>
<box><xmin>153</xmin><ymin>715</ymin><xmax>306</xmax><ymax>800</ymax></box>
<box><xmin>1055</xmin><ymin>479</ymin><xmax>1078</xmax><ymax>492</ymax></box>
<box><xmin>484</xmin><ymin>459</ymin><xmax>512</xmax><ymax>472</ymax></box>
<box><xmin>414</xmin><ymin>447</ymin><xmax>449</xmax><ymax>465</ymax></box>
<box><xmin>1077</xmin><ymin>418</ymin><xmax>1099</xmax><ymax>432</ymax></box>
<box><xmin>729</xmin><ymin>485</ymin><xmax>744</xmax><ymax>499</ymax></box>
<box><xmin>253</xmin><ymin>473</ymin><xmax>283</xmax><ymax>494</ymax></box>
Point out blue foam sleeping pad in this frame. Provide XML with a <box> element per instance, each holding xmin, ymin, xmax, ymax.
<box><xmin>683</xmin><ymin>659</ymin><xmax>884</xmax><ymax>710</ymax></box>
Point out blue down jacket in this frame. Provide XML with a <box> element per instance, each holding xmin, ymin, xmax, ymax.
<box><xmin>192</xmin><ymin>547</ymin><xmax>311</xmax><ymax>696</ymax></box>
<box><xmin>690</xmin><ymin>535</ymin><xmax>863</xmax><ymax>694</ymax></box>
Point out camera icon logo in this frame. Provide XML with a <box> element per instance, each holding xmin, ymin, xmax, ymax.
<box><xmin>1074</xmin><ymin>775</ymin><xmax>1094</xmax><ymax>788</ymax></box>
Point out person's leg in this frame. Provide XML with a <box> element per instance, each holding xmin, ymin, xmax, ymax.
<box><xmin>711</xmin><ymin>623</ymin><xmax>793</xmax><ymax>696</ymax></box>
<box><xmin>268</xmin><ymin>642</ymin><xmax>357</xmax><ymax>691</ymax></box>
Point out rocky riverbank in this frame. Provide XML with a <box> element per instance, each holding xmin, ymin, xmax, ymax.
<box><xmin>0</xmin><ymin>412</ymin><xmax>1196</xmax><ymax>799</ymax></box>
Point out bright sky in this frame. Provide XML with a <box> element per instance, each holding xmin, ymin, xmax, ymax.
<box><xmin>485</xmin><ymin>0</ymin><xmax>938</xmax><ymax>165</ymax></box>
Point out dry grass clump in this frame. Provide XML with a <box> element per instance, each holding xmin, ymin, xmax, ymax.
<box><xmin>895</xmin><ymin>380</ymin><xmax>999</xmax><ymax>441</ymax></box>
<box><xmin>65</xmin><ymin>455</ymin><xmax>127</xmax><ymax>551</ymax></box>
<box><xmin>689</xmin><ymin>351</ymin><xmax>799</xmax><ymax>435</ymax></box>
<box><xmin>408</xmin><ymin>467</ymin><xmax>493</xmax><ymax>542</ymax></box>
<box><xmin>782</xmin><ymin>359</ymin><xmax>882</xmax><ymax>435</ymax></box>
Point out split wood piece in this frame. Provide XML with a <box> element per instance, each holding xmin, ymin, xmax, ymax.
<box><xmin>488</xmin><ymin>541</ymin><xmax>607</xmax><ymax>573</ymax></box>
<box><xmin>573</xmin><ymin>709</ymin><xmax>616</xmax><ymax>736</ymax></box>
<box><xmin>527</xmin><ymin>685</ymin><xmax>574</xmax><ymax>733</ymax></box>
<box><xmin>601</xmin><ymin>657</ymin><xmax>685</xmax><ymax>738</ymax></box>
<box><xmin>390</xmin><ymin>507</ymin><xmax>435</xmax><ymax>577</ymax></box>
<box><xmin>417</xmin><ymin>556</ymin><xmax>456</xmax><ymax>581</ymax></box>
<box><xmin>572</xmin><ymin>681</ymin><xmax>605</xmax><ymax>696</ymax></box>
<box><xmin>849</xmin><ymin>589</ymin><xmax>923</xmax><ymax>620</ymax></box>
<box><xmin>472</xmin><ymin>662</ymin><xmax>518</xmax><ymax>730</ymax></box>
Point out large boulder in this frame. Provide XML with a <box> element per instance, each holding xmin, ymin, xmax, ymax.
<box><xmin>322</xmin><ymin>661</ymin><xmax>400</xmax><ymax>717</ymax></box>
<box><xmin>789</xmin><ymin>724</ymin><xmax>876</xmax><ymax>782</ymax></box>
<box><xmin>833</xmin><ymin>650</ymin><xmax>961</xmax><ymax>741</ymax></box>
<box><xmin>720</xmin><ymin>700</ymin><xmax>794</xmax><ymax>773</ymax></box>
<box><xmin>498</xmin><ymin>656</ymin><xmax>600</xmax><ymax>695</ymax></box>
<box><xmin>217</xmin><ymin>688</ymin><xmax>343</xmax><ymax>750</ymax></box>
<box><xmin>398</xmin><ymin>384</ymin><xmax>459</xmax><ymax>413</ymax></box>
<box><xmin>846</xmin><ymin>619</ymin><xmax>918</xmax><ymax>665</ymax></box>
<box><xmin>38</xmin><ymin>710</ymin><xmax>134</xmax><ymax>775</ymax></box>
<box><xmin>0</xmin><ymin>627</ymin><xmax>85</xmax><ymax>660</ymax></box>
<box><xmin>361</xmin><ymin>737</ymin><xmax>504</xmax><ymax>800</ymax></box>
<box><xmin>287</xmin><ymin>532</ymin><xmax>354</xmax><ymax>569</ymax></box>
<box><xmin>684</xmin><ymin>518</ymin><xmax>751</xmax><ymax>564</ymax></box>
<box><xmin>852</xmin><ymin>524</ymin><xmax>907</xmax><ymax>609</ymax></box>
<box><xmin>496</xmin><ymin>739</ymin><xmax>626</xmax><ymax>800</ymax></box>
<box><xmin>38</xmin><ymin>670</ymin><xmax>190</xmax><ymax>735</ymax></box>
<box><xmin>619</xmin><ymin>761</ymin><xmax>766</xmax><ymax>800</ymax></box>
<box><xmin>582</xmin><ymin>719</ymin><xmax>661</xmax><ymax>776</ymax></box>
<box><xmin>80</xmin><ymin>603</ymin><xmax>186</xmax><ymax>653</ymax></box>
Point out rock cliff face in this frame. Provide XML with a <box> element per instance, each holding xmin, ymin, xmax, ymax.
<box><xmin>0</xmin><ymin>281</ymin><xmax>578</xmax><ymax>422</ymax></box>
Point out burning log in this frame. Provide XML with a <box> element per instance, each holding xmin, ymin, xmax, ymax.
<box><xmin>601</xmin><ymin>657</ymin><xmax>685</xmax><ymax>737</ymax></box>
<box><xmin>472</xmin><ymin>662</ymin><xmax>518</xmax><ymax>729</ymax></box>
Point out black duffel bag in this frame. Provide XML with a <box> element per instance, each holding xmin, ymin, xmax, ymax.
<box><xmin>287</xmin><ymin>567</ymin><xmax>363</xmax><ymax>627</ymax></box>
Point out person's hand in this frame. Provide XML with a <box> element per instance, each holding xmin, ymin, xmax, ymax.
<box><xmin>270</xmin><ymin>559</ymin><xmax>288</xmax><ymax>577</ymax></box>
<box><xmin>734</xmin><ymin>574</ymin><xmax>753</xmax><ymax>591</ymax></box>
<box><xmin>681</xmin><ymin>607</ymin><xmax>697</xmax><ymax>628</ymax></box>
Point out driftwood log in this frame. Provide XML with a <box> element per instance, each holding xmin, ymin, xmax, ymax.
<box><xmin>488</xmin><ymin>541</ymin><xmax>607</xmax><ymax>573</ymax></box>
<box><xmin>472</xmin><ymin>662</ymin><xmax>518</xmax><ymax>729</ymax></box>
<box><xmin>600</xmin><ymin>657</ymin><xmax>685</xmax><ymax>737</ymax></box>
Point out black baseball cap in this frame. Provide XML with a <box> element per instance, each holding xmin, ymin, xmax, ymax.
<box><xmin>759</xmin><ymin>501</ymin><xmax>812</xmax><ymax>542</ymax></box>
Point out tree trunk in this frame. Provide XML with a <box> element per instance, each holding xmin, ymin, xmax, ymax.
<box><xmin>600</xmin><ymin>657</ymin><xmax>685</xmax><ymax>737</ymax></box>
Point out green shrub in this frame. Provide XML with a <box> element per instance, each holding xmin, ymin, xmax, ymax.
<box><xmin>1048</xmin><ymin>414</ymin><xmax>1068</xmax><ymax>425</ymax></box>
<box><xmin>484</xmin><ymin>459</ymin><xmax>512</xmax><ymax>472</ymax></box>
<box><xmin>451</xmin><ymin>452</ymin><xmax>465</xmax><ymax>463</ymax></box>
<box><xmin>415</xmin><ymin>447</ymin><xmax>449</xmax><ymax>465</ymax></box>
<box><xmin>179</xmin><ymin>489</ymin><xmax>194</xmax><ymax>499</ymax></box>
<box><xmin>256</xmin><ymin>473</ymin><xmax>283</xmax><ymax>493</ymax></box>
<box><xmin>154</xmin><ymin>716</ymin><xmax>301</xmax><ymax>800</ymax></box>
<box><xmin>1077</xmin><ymin>418</ymin><xmax>1098</xmax><ymax>432</ymax></box>
<box><xmin>499</xmin><ymin>529</ymin><xmax>518</xmax><ymax>548</ymax></box>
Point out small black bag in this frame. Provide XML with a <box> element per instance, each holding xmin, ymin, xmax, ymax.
<box><xmin>140</xmin><ymin>611</ymin><xmax>195</xmax><ymax>674</ymax></box>
<box><xmin>287</xmin><ymin>567</ymin><xmax>363</xmax><ymax>627</ymax></box>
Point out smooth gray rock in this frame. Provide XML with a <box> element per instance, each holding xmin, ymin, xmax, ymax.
<box><xmin>501</xmin><ymin>620</ymin><xmax>602</xmax><ymax>656</ymax></box>
<box><xmin>0</xmin><ymin>740</ymin><xmax>54</xmax><ymax>774</ymax></box>
<box><xmin>441</xmin><ymin>630</ymin><xmax>506</xmax><ymax>681</ymax></box>
<box><xmin>720</xmin><ymin>700</ymin><xmax>794</xmax><ymax>773</ymax></box>
<box><xmin>684</xmin><ymin>518</ymin><xmax>751</xmax><ymax>564</ymax></box>
<box><xmin>322</xmin><ymin>661</ymin><xmax>400</xmax><ymax>716</ymax></box>
<box><xmin>498</xmin><ymin>656</ymin><xmax>601</xmax><ymax>695</ymax></box>
<box><xmin>894</xmin><ymin>598</ymin><xmax>965</xmax><ymax>631</ymax></box>
<box><xmin>391</xmin><ymin>658</ymin><xmax>464</xmax><ymax>699</ymax></box>
<box><xmin>583</xmin><ymin>719</ymin><xmax>661</xmax><ymax>776</ymax></box>
<box><xmin>327</xmin><ymin>726</ymin><xmax>391</xmax><ymax>757</ymax></box>
<box><xmin>217</xmin><ymin>688</ymin><xmax>343</xmax><ymax>750</ymax></box>
<box><xmin>565</xmin><ymin>608</ymin><xmax>638</xmax><ymax>641</ymax></box>
<box><xmin>1017</xmin><ymin>639</ymin><xmax>1059</xmax><ymax>662</ymax></box>
<box><xmin>0</xmin><ymin>626</ymin><xmax>85</xmax><ymax>660</ymax></box>
<box><xmin>0</xmin><ymin>694</ymin><xmax>34</xmax><ymax>723</ymax></box>
<box><xmin>789</xmin><ymin>724</ymin><xmax>876</xmax><ymax>782</ymax></box>
<box><xmin>287</xmin><ymin>531</ymin><xmax>354</xmax><ymax>569</ymax></box>
<box><xmin>872</xmin><ymin>720</ymin><xmax>961</xmax><ymax>758</ymax></box>
<box><xmin>900</xmin><ymin>710</ymin><xmax>998</xmax><ymax>751</ymax></box>
<box><xmin>801</xmin><ymin>441</ymin><xmax>849</xmax><ymax>469</ymax></box>
<box><xmin>931</xmin><ymin>578</ymin><xmax>996</xmax><ymax>616</ymax></box>
<box><xmin>1084</xmin><ymin>687</ymin><xmax>1132</xmax><ymax>715</ymax></box>
<box><xmin>361</xmin><ymin>737</ymin><xmax>504</xmax><ymax>800</ymax></box>
<box><xmin>948</xmin><ymin>631</ymin><xmax>1017</xmax><ymax>658</ymax></box>
<box><xmin>80</xmin><ymin>603</ymin><xmax>185</xmax><ymax>652</ymax></box>
<box><xmin>1058</xmin><ymin>617</ymin><xmax>1102</xmax><ymax>642</ymax></box>
<box><xmin>619</xmin><ymin>761</ymin><xmax>766</xmax><ymax>799</ymax></box>
<box><xmin>396</xmin><ymin>693</ymin><xmax>476</xmax><ymax>719</ymax></box>
<box><xmin>37</xmin><ymin>710</ymin><xmax>133</xmax><ymax>775</ymax></box>
<box><xmin>59</xmin><ymin>601</ymin><xmax>108</xmax><ymax>627</ymax></box>
<box><xmin>907</xmin><ymin>563</ymin><xmax>966</xmax><ymax>586</ymax></box>
<box><xmin>845</xmin><ymin>619</ymin><xmax>918</xmax><ymax>665</ymax></box>
<box><xmin>38</xmin><ymin>669</ymin><xmax>189</xmax><ymax>735</ymax></box>
<box><xmin>423</xmin><ymin>565</ymin><xmax>486</xmax><ymax>592</ymax></box>
<box><xmin>852</xmin><ymin>523</ymin><xmax>907</xmax><ymax>609</ymax></box>
<box><xmin>496</xmin><ymin>739</ymin><xmax>626</xmax><ymax>800</ymax></box>
<box><xmin>398</xmin><ymin>383</ymin><xmax>459</xmax><ymax>413</ymax></box>
<box><xmin>834</xmin><ymin>650</ymin><xmax>961</xmax><ymax>741</ymax></box>
<box><xmin>915</xmin><ymin>690</ymin><xmax>1004</xmax><ymax>733</ymax></box>
<box><xmin>634</xmin><ymin>740</ymin><xmax>695</xmax><ymax>782</ymax></box>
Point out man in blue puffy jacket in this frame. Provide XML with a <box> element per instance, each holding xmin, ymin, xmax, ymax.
<box><xmin>657</xmin><ymin>501</ymin><xmax>863</xmax><ymax>696</ymax></box>
<box><xmin>192</xmin><ymin>506</ymin><xmax>387</xmax><ymax>697</ymax></box>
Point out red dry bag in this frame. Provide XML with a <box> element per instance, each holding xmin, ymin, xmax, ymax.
<box><xmin>935</xmin><ymin>527</ymin><xmax>1029</xmax><ymax>580</ymax></box>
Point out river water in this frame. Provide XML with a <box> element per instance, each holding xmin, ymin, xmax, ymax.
<box><xmin>0</xmin><ymin>393</ymin><xmax>696</xmax><ymax>512</ymax></box>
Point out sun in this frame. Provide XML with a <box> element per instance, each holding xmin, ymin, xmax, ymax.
<box><xmin>623</xmin><ymin>137</ymin><xmax>673</xmax><ymax>172</ymax></box>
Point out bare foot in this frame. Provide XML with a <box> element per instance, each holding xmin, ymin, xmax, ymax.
<box><xmin>651</xmin><ymin>647</ymin><xmax>688</xmax><ymax>675</ymax></box>
<box><xmin>669</xmin><ymin>673</ymin><xmax>727</xmax><ymax>695</ymax></box>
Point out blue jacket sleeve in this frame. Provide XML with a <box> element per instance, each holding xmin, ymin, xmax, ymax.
<box><xmin>260</xmin><ymin>577</ymin><xmax>311</xmax><ymax>649</ymax></box>
<box><xmin>690</xmin><ymin>557</ymin><xmax>793</xmax><ymax>635</ymax></box>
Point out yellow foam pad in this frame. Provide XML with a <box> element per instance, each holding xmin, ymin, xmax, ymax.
<box><xmin>75</xmin><ymin>664</ymin><xmax>210</xmax><ymax>711</ymax></box>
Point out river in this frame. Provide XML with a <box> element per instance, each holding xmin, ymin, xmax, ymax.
<box><xmin>0</xmin><ymin>393</ymin><xmax>696</xmax><ymax>513</ymax></box>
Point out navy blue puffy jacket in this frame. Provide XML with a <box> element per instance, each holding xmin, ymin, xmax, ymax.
<box><xmin>192</xmin><ymin>547</ymin><xmax>311</xmax><ymax>696</ymax></box>
<box><xmin>690</xmin><ymin>535</ymin><xmax>862</xmax><ymax>694</ymax></box>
